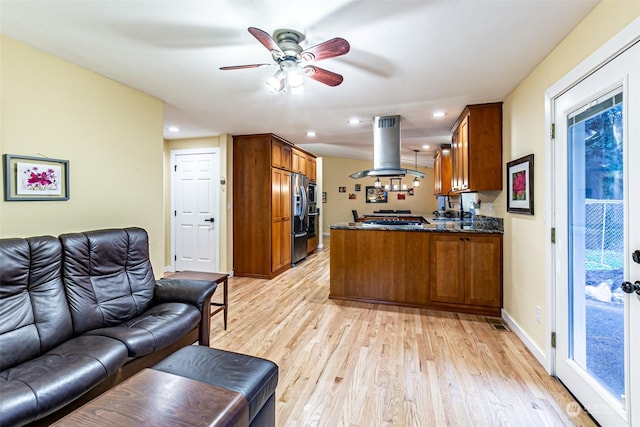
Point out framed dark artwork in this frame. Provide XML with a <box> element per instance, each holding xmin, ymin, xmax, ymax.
<box><xmin>355</xmin><ymin>183</ymin><xmax>361</xmax><ymax>192</ymax></box>
<box><xmin>3</xmin><ymin>154</ymin><xmax>70</xmax><ymax>201</ymax></box>
<box><xmin>506</xmin><ymin>154</ymin><xmax>534</xmax><ymax>215</ymax></box>
<box><xmin>322</xmin><ymin>192</ymin><xmax>327</xmax><ymax>203</ymax></box>
<box><xmin>338</xmin><ymin>186</ymin><xmax>346</xmax><ymax>193</ymax></box>
<box><xmin>366</xmin><ymin>186</ymin><xmax>387</xmax><ymax>203</ymax></box>
<box><xmin>348</xmin><ymin>193</ymin><xmax>356</xmax><ymax>200</ymax></box>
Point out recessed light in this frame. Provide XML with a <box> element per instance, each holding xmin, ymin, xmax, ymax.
<box><xmin>432</xmin><ymin>111</ymin><xmax>446</xmax><ymax>118</ymax></box>
<box><xmin>306</xmin><ymin>131</ymin><xmax>316</xmax><ymax>137</ymax></box>
<box><xmin>348</xmin><ymin>118</ymin><xmax>361</xmax><ymax>125</ymax></box>
<box><xmin>422</xmin><ymin>144</ymin><xmax>430</xmax><ymax>150</ymax></box>
<box><xmin>168</xmin><ymin>126</ymin><xmax>180</xmax><ymax>132</ymax></box>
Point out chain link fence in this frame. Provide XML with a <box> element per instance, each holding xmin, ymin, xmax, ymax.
<box><xmin>585</xmin><ymin>199</ymin><xmax>624</xmax><ymax>269</ymax></box>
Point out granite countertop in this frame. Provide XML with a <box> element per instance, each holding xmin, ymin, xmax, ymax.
<box><xmin>329</xmin><ymin>215</ymin><xmax>504</xmax><ymax>234</ymax></box>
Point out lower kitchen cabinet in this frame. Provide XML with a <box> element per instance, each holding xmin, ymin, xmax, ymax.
<box><xmin>329</xmin><ymin>228</ymin><xmax>502</xmax><ymax>316</ymax></box>
<box><xmin>430</xmin><ymin>233</ymin><xmax>502</xmax><ymax>315</ymax></box>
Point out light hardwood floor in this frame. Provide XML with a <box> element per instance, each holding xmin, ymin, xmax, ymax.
<box><xmin>208</xmin><ymin>238</ymin><xmax>596</xmax><ymax>427</ymax></box>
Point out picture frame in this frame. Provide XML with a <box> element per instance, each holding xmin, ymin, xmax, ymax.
<box><xmin>338</xmin><ymin>186</ymin><xmax>346</xmax><ymax>193</ymax></box>
<box><xmin>355</xmin><ymin>183</ymin><xmax>361</xmax><ymax>192</ymax></box>
<box><xmin>322</xmin><ymin>192</ymin><xmax>327</xmax><ymax>203</ymax></box>
<box><xmin>506</xmin><ymin>154</ymin><xmax>534</xmax><ymax>215</ymax></box>
<box><xmin>3</xmin><ymin>154</ymin><xmax>70</xmax><ymax>201</ymax></box>
<box><xmin>365</xmin><ymin>186</ymin><xmax>387</xmax><ymax>203</ymax></box>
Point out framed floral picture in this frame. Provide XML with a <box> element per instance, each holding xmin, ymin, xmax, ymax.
<box><xmin>506</xmin><ymin>154</ymin><xmax>534</xmax><ymax>215</ymax></box>
<box><xmin>3</xmin><ymin>154</ymin><xmax>70</xmax><ymax>201</ymax></box>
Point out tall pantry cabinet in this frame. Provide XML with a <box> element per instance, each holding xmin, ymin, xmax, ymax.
<box><xmin>233</xmin><ymin>134</ymin><xmax>292</xmax><ymax>279</ymax></box>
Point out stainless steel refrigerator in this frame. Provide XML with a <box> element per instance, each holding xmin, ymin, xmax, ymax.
<box><xmin>291</xmin><ymin>173</ymin><xmax>309</xmax><ymax>265</ymax></box>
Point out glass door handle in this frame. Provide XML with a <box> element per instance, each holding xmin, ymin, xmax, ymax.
<box><xmin>621</xmin><ymin>281</ymin><xmax>640</xmax><ymax>295</ymax></box>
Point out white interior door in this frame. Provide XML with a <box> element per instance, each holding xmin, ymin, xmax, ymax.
<box><xmin>553</xmin><ymin>40</ymin><xmax>639</xmax><ymax>427</ymax></box>
<box><xmin>172</xmin><ymin>149</ymin><xmax>220</xmax><ymax>273</ymax></box>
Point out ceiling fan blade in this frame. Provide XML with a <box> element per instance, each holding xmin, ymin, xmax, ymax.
<box><xmin>219</xmin><ymin>64</ymin><xmax>272</xmax><ymax>70</ymax></box>
<box><xmin>304</xmin><ymin>65</ymin><xmax>344</xmax><ymax>87</ymax></box>
<box><xmin>301</xmin><ymin>38</ymin><xmax>350</xmax><ymax>62</ymax></box>
<box><xmin>248</xmin><ymin>27</ymin><xmax>283</xmax><ymax>54</ymax></box>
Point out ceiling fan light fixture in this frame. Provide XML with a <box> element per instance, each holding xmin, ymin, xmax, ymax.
<box><xmin>289</xmin><ymin>83</ymin><xmax>305</xmax><ymax>95</ymax></box>
<box><xmin>265</xmin><ymin>70</ymin><xmax>285</xmax><ymax>92</ymax></box>
<box><xmin>287</xmin><ymin>69</ymin><xmax>305</xmax><ymax>88</ymax></box>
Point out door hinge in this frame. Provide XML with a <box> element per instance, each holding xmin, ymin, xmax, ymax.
<box><xmin>174</xmin><ymin>255</ymin><xmax>177</xmax><ymax>261</ymax></box>
<box><xmin>551</xmin><ymin>227</ymin><xmax>556</xmax><ymax>243</ymax></box>
<box><xmin>551</xmin><ymin>332</ymin><xmax>556</xmax><ymax>348</ymax></box>
<box><xmin>174</xmin><ymin>210</ymin><xmax>177</xmax><ymax>217</ymax></box>
<box><xmin>174</xmin><ymin>165</ymin><xmax>177</xmax><ymax>172</ymax></box>
<box><xmin>550</xmin><ymin>123</ymin><xmax>555</xmax><ymax>139</ymax></box>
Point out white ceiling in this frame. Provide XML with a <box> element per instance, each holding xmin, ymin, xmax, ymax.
<box><xmin>0</xmin><ymin>0</ymin><xmax>599</xmax><ymax>167</ymax></box>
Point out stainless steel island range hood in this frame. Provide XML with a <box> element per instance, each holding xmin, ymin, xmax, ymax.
<box><xmin>349</xmin><ymin>115</ymin><xmax>424</xmax><ymax>181</ymax></box>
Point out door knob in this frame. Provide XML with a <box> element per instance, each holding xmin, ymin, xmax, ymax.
<box><xmin>621</xmin><ymin>281</ymin><xmax>640</xmax><ymax>295</ymax></box>
<box><xmin>204</xmin><ymin>218</ymin><xmax>214</xmax><ymax>223</ymax></box>
<box><xmin>633</xmin><ymin>250</ymin><xmax>640</xmax><ymax>264</ymax></box>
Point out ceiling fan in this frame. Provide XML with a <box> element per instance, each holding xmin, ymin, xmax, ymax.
<box><xmin>220</xmin><ymin>27</ymin><xmax>350</xmax><ymax>93</ymax></box>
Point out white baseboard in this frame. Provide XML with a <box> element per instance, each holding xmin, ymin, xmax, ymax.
<box><xmin>502</xmin><ymin>309</ymin><xmax>551</xmax><ymax>373</ymax></box>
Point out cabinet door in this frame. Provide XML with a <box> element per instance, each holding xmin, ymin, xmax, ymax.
<box><xmin>291</xmin><ymin>150</ymin><xmax>300</xmax><ymax>173</ymax></box>
<box><xmin>271</xmin><ymin>139</ymin><xmax>291</xmax><ymax>170</ymax></box>
<box><xmin>307</xmin><ymin>157</ymin><xmax>316</xmax><ymax>182</ymax></box>
<box><xmin>271</xmin><ymin>168</ymin><xmax>291</xmax><ymax>271</ymax></box>
<box><xmin>430</xmin><ymin>234</ymin><xmax>465</xmax><ymax>304</ymax></box>
<box><xmin>459</xmin><ymin>115</ymin><xmax>470</xmax><ymax>190</ymax></box>
<box><xmin>271</xmin><ymin>169</ymin><xmax>291</xmax><ymax>219</ymax></box>
<box><xmin>272</xmin><ymin>219</ymin><xmax>292</xmax><ymax>271</ymax></box>
<box><xmin>464</xmin><ymin>235</ymin><xmax>502</xmax><ymax>307</ymax></box>
<box><xmin>433</xmin><ymin>151</ymin><xmax>442</xmax><ymax>195</ymax></box>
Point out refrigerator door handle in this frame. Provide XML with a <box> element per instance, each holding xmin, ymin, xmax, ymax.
<box><xmin>294</xmin><ymin>232</ymin><xmax>307</xmax><ymax>238</ymax></box>
<box><xmin>299</xmin><ymin>187</ymin><xmax>307</xmax><ymax>221</ymax></box>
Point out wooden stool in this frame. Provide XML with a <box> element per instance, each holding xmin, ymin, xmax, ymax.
<box><xmin>167</xmin><ymin>271</ymin><xmax>229</xmax><ymax>330</ymax></box>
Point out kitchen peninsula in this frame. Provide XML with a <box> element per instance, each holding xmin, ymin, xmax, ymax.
<box><xmin>329</xmin><ymin>216</ymin><xmax>503</xmax><ymax>316</ymax></box>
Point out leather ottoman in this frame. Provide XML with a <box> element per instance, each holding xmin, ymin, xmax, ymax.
<box><xmin>152</xmin><ymin>346</ymin><xmax>278</xmax><ymax>427</ymax></box>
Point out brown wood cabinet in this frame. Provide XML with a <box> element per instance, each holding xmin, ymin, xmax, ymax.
<box><xmin>329</xmin><ymin>228</ymin><xmax>502</xmax><ymax>316</ymax></box>
<box><xmin>291</xmin><ymin>148</ymin><xmax>317</xmax><ymax>182</ymax></box>
<box><xmin>451</xmin><ymin>102</ymin><xmax>503</xmax><ymax>192</ymax></box>
<box><xmin>430</xmin><ymin>233</ymin><xmax>502</xmax><ymax>314</ymax></box>
<box><xmin>271</xmin><ymin>168</ymin><xmax>291</xmax><ymax>271</ymax></box>
<box><xmin>433</xmin><ymin>144</ymin><xmax>452</xmax><ymax>196</ymax></box>
<box><xmin>330</xmin><ymin>229</ymin><xmax>431</xmax><ymax>305</ymax></box>
<box><xmin>233</xmin><ymin>134</ymin><xmax>293</xmax><ymax>278</ymax></box>
<box><xmin>271</xmin><ymin>138</ymin><xmax>292</xmax><ymax>170</ymax></box>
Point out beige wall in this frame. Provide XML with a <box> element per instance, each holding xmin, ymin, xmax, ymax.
<box><xmin>163</xmin><ymin>136</ymin><xmax>233</xmax><ymax>274</ymax></box>
<box><xmin>0</xmin><ymin>36</ymin><xmax>165</xmax><ymax>275</ymax></box>
<box><xmin>500</xmin><ymin>1</ymin><xmax>640</xmax><ymax>352</ymax></box>
<box><xmin>321</xmin><ymin>156</ymin><xmax>437</xmax><ymax>232</ymax></box>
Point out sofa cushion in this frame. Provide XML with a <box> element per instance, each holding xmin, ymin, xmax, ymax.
<box><xmin>60</xmin><ymin>228</ymin><xmax>157</xmax><ymax>335</ymax></box>
<box><xmin>0</xmin><ymin>335</ymin><xmax>128</xmax><ymax>426</ymax></box>
<box><xmin>0</xmin><ymin>236</ymin><xmax>73</xmax><ymax>371</ymax></box>
<box><xmin>85</xmin><ymin>302</ymin><xmax>200</xmax><ymax>357</ymax></box>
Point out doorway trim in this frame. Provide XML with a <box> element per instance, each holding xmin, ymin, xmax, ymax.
<box><xmin>169</xmin><ymin>147</ymin><xmax>221</xmax><ymax>273</ymax></box>
<box><xmin>544</xmin><ymin>17</ymin><xmax>640</xmax><ymax>375</ymax></box>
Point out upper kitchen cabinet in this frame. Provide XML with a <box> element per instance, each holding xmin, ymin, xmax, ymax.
<box><xmin>450</xmin><ymin>102</ymin><xmax>503</xmax><ymax>192</ymax></box>
<box><xmin>433</xmin><ymin>144</ymin><xmax>452</xmax><ymax>196</ymax></box>
<box><xmin>292</xmin><ymin>147</ymin><xmax>317</xmax><ymax>182</ymax></box>
<box><xmin>271</xmin><ymin>136</ymin><xmax>292</xmax><ymax>170</ymax></box>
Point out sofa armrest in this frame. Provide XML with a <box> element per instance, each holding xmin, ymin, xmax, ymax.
<box><xmin>155</xmin><ymin>279</ymin><xmax>217</xmax><ymax>312</ymax></box>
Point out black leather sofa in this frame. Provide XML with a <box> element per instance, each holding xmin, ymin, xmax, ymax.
<box><xmin>0</xmin><ymin>228</ymin><xmax>218</xmax><ymax>426</ymax></box>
